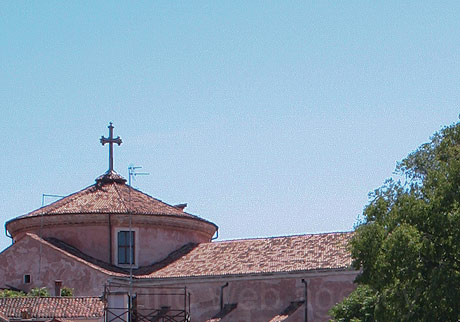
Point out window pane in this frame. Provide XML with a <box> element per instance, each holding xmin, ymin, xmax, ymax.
<box><xmin>129</xmin><ymin>247</ymin><xmax>134</xmax><ymax>264</ymax></box>
<box><xmin>118</xmin><ymin>231</ymin><xmax>126</xmax><ymax>245</ymax></box>
<box><xmin>118</xmin><ymin>247</ymin><xmax>126</xmax><ymax>264</ymax></box>
<box><xmin>117</xmin><ymin>230</ymin><xmax>135</xmax><ymax>265</ymax></box>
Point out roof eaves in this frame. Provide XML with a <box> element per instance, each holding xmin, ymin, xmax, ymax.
<box><xmin>135</xmin><ymin>266</ymin><xmax>357</xmax><ymax>282</ymax></box>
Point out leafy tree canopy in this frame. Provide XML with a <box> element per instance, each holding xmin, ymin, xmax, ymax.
<box><xmin>27</xmin><ymin>287</ymin><xmax>50</xmax><ymax>297</ymax></box>
<box><xmin>60</xmin><ymin>286</ymin><xmax>73</xmax><ymax>297</ymax></box>
<box><xmin>0</xmin><ymin>287</ymin><xmax>63</xmax><ymax>298</ymax></box>
<box><xmin>330</xmin><ymin>122</ymin><xmax>460</xmax><ymax>321</ymax></box>
<box><xmin>0</xmin><ymin>289</ymin><xmax>26</xmax><ymax>298</ymax></box>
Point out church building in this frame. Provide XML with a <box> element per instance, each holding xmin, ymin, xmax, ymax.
<box><xmin>0</xmin><ymin>124</ymin><xmax>357</xmax><ymax>322</ymax></box>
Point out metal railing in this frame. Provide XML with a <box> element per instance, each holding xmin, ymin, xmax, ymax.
<box><xmin>106</xmin><ymin>307</ymin><xmax>191</xmax><ymax>322</ymax></box>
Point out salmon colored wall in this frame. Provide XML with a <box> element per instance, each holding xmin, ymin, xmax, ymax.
<box><xmin>135</xmin><ymin>226</ymin><xmax>209</xmax><ymax>266</ymax></box>
<box><xmin>130</xmin><ymin>274</ymin><xmax>357</xmax><ymax>322</ymax></box>
<box><xmin>26</xmin><ymin>226</ymin><xmax>111</xmax><ymax>262</ymax></box>
<box><xmin>23</xmin><ymin>224</ymin><xmax>210</xmax><ymax>266</ymax></box>
<box><xmin>0</xmin><ymin>234</ymin><xmax>357</xmax><ymax>321</ymax></box>
<box><xmin>0</xmin><ymin>235</ymin><xmax>108</xmax><ymax>296</ymax></box>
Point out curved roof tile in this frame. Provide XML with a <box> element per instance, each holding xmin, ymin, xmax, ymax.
<box><xmin>143</xmin><ymin>231</ymin><xmax>354</xmax><ymax>278</ymax></box>
<box><xmin>23</xmin><ymin>171</ymin><xmax>198</xmax><ymax>219</ymax></box>
<box><xmin>0</xmin><ymin>297</ymin><xmax>104</xmax><ymax>319</ymax></box>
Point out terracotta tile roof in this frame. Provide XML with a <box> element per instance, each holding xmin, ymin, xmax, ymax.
<box><xmin>26</xmin><ymin>232</ymin><xmax>353</xmax><ymax>279</ymax></box>
<box><xmin>141</xmin><ymin>231</ymin><xmax>354</xmax><ymax>278</ymax></box>
<box><xmin>21</xmin><ymin>172</ymin><xmax>199</xmax><ymax>219</ymax></box>
<box><xmin>0</xmin><ymin>297</ymin><xmax>104</xmax><ymax>319</ymax></box>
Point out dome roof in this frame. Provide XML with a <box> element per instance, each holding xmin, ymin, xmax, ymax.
<box><xmin>6</xmin><ymin>171</ymin><xmax>217</xmax><ymax>236</ymax></box>
<box><xmin>25</xmin><ymin>171</ymin><xmax>199</xmax><ymax>218</ymax></box>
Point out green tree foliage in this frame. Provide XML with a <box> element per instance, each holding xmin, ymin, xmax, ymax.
<box><xmin>0</xmin><ymin>289</ymin><xmax>26</xmax><ymax>297</ymax></box>
<box><xmin>330</xmin><ymin>122</ymin><xmax>460</xmax><ymax>321</ymax></box>
<box><xmin>329</xmin><ymin>285</ymin><xmax>377</xmax><ymax>322</ymax></box>
<box><xmin>0</xmin><ymin>287</ymin><xmax>53</xmax><ymax>298</ymax></box>
<box><xmin>0</xmin><ymin>287</ymin><xmax>74</xmax><ymax>298</ymax></box>
<box><xmin>60</xmin><ymin>286</ymin><xmax>73</xmax><ymax>297</ymax></box>
<box><xmin>28</xmin><ymin>287</ymin><xmax>50</xmax><ymax>297</ymax></box>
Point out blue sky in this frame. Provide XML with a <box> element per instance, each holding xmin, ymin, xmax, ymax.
<box><xmin>1</xmin><ymin>1</ymin><xmax>459</xmax><ymax>251</ymax></box>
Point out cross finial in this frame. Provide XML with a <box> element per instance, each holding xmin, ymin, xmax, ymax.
<box><xmin>100</xmin><ymin>122</ymin><xmax>122</xmax><ymax>172</ymax></box>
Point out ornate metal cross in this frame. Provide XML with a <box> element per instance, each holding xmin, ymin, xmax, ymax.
<box><xmin>100</xmin><ymin>122</ymin><xmax>122</xmax><ymax>172</ymax></box>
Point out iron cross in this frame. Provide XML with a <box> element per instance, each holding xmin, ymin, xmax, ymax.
<box><xmin>100</xmin><ymin>122</ymin><xmax>122</xmax><ymax>172</ymax></box>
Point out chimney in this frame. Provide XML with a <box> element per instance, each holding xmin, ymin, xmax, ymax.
<box><xmin>54</xmin><ymin>280</ymin><xmax>63</xmax><ymax>297</ymax></box>
<box><xmin>174</xmin><ymin>203</ymin><xmax>187</xmax><ymax>211</ymax></box>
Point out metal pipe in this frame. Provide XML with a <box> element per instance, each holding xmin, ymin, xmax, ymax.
<box><xmin>301</xmin><ymin>279</ymin><xmax>308</xmax><ymax>322</ymax></box>
<box><xmin>220</xmin><ymin>282</ymin><xmax>229</xmax><ymax>311</ymax></box>
<box><xmin>108</xmin><ymin>213</ymin><xmax>112</xmax><ymax>264</ymax></box>
<box><xmin>184</xmin><ymin>287</ymin><xmax>187</xmax><ymax>314</ymax></box>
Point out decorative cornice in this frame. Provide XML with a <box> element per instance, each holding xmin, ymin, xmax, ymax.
<box><xmin>6</xmin><ymin>212</ymin><xmax>217</xmax><ymax>240</ymax></box>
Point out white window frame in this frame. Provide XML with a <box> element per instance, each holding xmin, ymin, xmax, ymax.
<box><xmin>113</xmin><ymin>227</ymin><xmax>139</xmax><ymax>268</ymax></box>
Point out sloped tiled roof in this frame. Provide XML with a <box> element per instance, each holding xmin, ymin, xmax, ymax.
<box><xmin>140</xmin><ymin>231</ymin><xmax>354</xmax><ymax>278</ymax></box>
<box><xmin>22</xmin><ymin>232</ymin><xmax>353</xmax><ymax>279</ymax></box>
<box><xmin>0</xmin><ymin>297</ymin><xmax>104</xmax><ymax>319</ymax></box>
<box><xmin>21</xmin><ymin>171</ymin><xmax>198</xmax><ymax>219</ymax></box>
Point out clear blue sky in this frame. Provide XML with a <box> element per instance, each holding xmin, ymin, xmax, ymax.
<box><xmin>1</xmin><ymin>1</ymin><xmax>459</xmax><ymax>251</ymax></box>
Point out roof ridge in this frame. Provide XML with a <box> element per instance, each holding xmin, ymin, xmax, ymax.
<box><xmin>112</xmin><ymin>182</ymin><xmax>129</xmax><ymax>213</ymax></box>
<box><xmin>211</xmin><ymin>231</ymin><xmax>354</xmax><ymax>244</ymax></box>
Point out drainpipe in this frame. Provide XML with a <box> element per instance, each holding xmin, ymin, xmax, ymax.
<box><xmin>108</xmin><ymin>213</ymin><xmax>113</xmax><ymax>264</ymax></box>
<box><xmin>301</xmin><ymin>279</ymin><xmax>308</xmax><ymax>322</ymax></box>
<box><xmin>220</xmin><ymin>282</ymin><xmax>229</xmax><ymax>311</ymax></box>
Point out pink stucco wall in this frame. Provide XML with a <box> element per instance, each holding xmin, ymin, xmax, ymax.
<box><xmin>23</xmin><ymin>224</ymin><xmax>210</xmax><ymax>267</ymax></box>
<box><xmin>0</xmin><ymin>234</ymin><xmax>357</xmax><ymax>321</ymax></box>
<box><xmin>126</xmin><ymin>273</ymin><xmax>357</xmax><ymax>322</ymax></box>
<box><xmin>0</xmin><ymin>234</ymin><xmax>109</xmax><ymax>296</ymax></box>
<box><xmin>135</xmin><ymin>226</ymin><xmax>208</xmax><ymax>266</ymax></box>
<box><xmin>24</xmin><ymin>225</ymin><xmax>111</xmax><ymax>263</ymax></box>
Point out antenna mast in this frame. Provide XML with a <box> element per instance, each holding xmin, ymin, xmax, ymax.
<box><xmin>39</xmin><ymin>194</ymin><xmax>64</xmax><ymax>288</ymax></box>
<box><xmin>127</xmin><ymin>165</ymin><xmax>149</xmax><ymax>314</ymax></box>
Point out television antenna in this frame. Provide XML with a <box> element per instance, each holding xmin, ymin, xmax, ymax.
<box><xmin>127</xmin><ymin>164</ymin><xmax>149</xmax><ymax>313</ymax></box>
<box><xmin>128</xmin><ymin>165</ymin><xmax>149</xmax><ymax>187</ymax></box>
<box><xmin>42</xmin><ymin>194</ymin><xmax>65</xmax><ymax>207</ymax></box>
<box><xmin>39</xmin><ymin>193</ymin><xmax>65</xmax><ymax>289</ymax></box>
